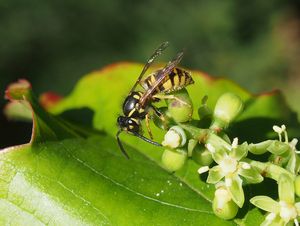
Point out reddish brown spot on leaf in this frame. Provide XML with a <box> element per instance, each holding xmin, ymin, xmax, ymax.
<box><xmin>39</xmin><ymin>92</ymin><xmax>63</xmax><ymax>109</ymax></box>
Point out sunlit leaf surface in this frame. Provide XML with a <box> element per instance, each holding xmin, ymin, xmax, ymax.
<box><xmin>1</xmin><ymin>63</ymin><xmax>299</xmax><ymax>225</ymax></box>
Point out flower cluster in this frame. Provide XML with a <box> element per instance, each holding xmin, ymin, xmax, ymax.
<box><xmin>153</xmin><ymin>88</ymin><xmax>300</xmax><ymax>224</ymax></box>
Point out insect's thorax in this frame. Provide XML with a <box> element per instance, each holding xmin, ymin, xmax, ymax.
<box><xmin>123</xmin><ymin>91</ymin><xmax>148</xmax><ymax>118</ymax></box>
<box><xmin>141</xmin><ymin>67</ymin><xmax>194</xmax><ymax>94</ymax></box>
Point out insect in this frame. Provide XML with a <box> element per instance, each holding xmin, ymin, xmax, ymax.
<box><xmin>116</xmin><ymin>41</ymin><xmax>194</xmax><ymax>158</ymax></box>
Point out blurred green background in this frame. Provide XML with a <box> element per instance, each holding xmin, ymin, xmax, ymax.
<box><xmin>1</xmin><ymin>0</ymin><xmax>300</xmax><ymax>148</ymax></box>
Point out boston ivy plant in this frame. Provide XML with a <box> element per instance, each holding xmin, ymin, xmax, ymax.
<box><xmin>1</xmin><ymin>63</ymin><xmax>300</xmax><ymax>225</ymax></box>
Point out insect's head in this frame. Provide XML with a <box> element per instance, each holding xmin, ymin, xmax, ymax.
<box><xmin>116</xmin><ymin>115</ymin><xmax>162</xmax><ymax>159</ymax></box>
<box><xmin>117</xmin><ymin>116</ymin><xmax>140</xmax><ymax>133</ymax></box>
<box><xmin>123</xmin><ymin>91</ymin><xmax>144</xmax><ymax>118</ymax></box>
<box><xmin>116</xmin><ymin>116</ymin><xmax>140</xmax><ymax>159</ymax></box>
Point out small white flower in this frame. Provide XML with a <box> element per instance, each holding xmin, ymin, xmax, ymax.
<box><xmin>219</xmin><ymin>156</ymin><xmax>238</xmax><ymax>174</ymax></box>
<box><xmin>162</xmin><ymin>130</ymin><xmax>181</xmax><ymax>148</ymax></box>
<box><xmin>279</xmin><ymin>201</ymin><xmax>297</xmax><ymax>223</ymax></box>
<box><xmin>162</xmin><ymin>126</ymin><xmax>186</xmax><ymax>148</ymax></box>
<box><xmin>251</xmin><ymin>174</ymin><xmax>300</xmax><ymax>226</ymax></box>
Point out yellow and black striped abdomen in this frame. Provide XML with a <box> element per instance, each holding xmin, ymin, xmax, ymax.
<box><xmin>142</xmin><ymin>67</ymin><xmax>194</xmax><ymax>94</ymax></box>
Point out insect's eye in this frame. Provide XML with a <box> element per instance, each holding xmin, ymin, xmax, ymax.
<box><xmin>117</xmin><ymin>116</ymin><xmax>123</xmax><ymax>125</ymax></box>
<box><xmin>117</xmin><ymin>116</ymin><xmax>129</xmax><ymax>128</ymax></box>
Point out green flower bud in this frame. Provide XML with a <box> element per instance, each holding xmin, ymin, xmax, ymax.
<box><xmin>167</xmin><ymin>89</ymin><xmax>193</xmax><ymax>123</ymax></box>
<box><xmin>187</xmin><ymin>139</ymin><xmax>198</xmax><ymax>157</ymax></box>
<box><xmin>211</xmin><ymin>93</ymin><xmax>243</xmax><ymax>131</ymax></box>
<box><xmin>191</xmin><ymin>143</ymin><xmax>213</xmax><ymax>166</ymax></box>
<box><xmin>198</xmin><ymin>96</ymin><xmax>211</xmax><ymax>118</ymax></box>
<box><xmin>162</xmin><ymin>126</ymin><xmax>187</xmax><ymax>149</ymax></box>
<box><xmin>198</xmin><ymin>95</ymin><xmax>212</xmax><ymax>127</ymax></box>
<box><xmin>161</xmin><ymin>148</ymin><xmax>187</xmax><ymax>172</ymax></box>
<box><xmin>295</xmin><ymin>175</ymin><xmax>300</xmax><ymax>197</ymax></box>
<box><xmin>213</xmin><ymin>187</ymin><xmax>239</xmax><ymax>220</ymax></box>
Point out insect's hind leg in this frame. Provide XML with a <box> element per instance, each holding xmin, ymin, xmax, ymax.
<box><xmin>153</xmin><ymin>94</ymin><xmax>191</xmax><ymax>107</ymax></box>
<box><xmin>145</xmin><ymin>113</ymin><xmax>153</xmax><ymax>140</ymax></box>
<box><xmin>150</xmin><ymin>105</ymin><xmax>169</xmax><ymax>129</ymax></box>
<box><xmin>151</xmin><ymin>104</ymin><xmax>163</xmax><ymax>117</ymax></box>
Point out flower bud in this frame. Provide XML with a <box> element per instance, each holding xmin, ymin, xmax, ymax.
<box><xmin>162</xmin><ymin>126</ymin><xmax>187</xmax><ymax>149</ymax></box>
<box><xmin>213</xmin><ymin>186</ymin><xmax>239</xmax><ymax>220</ymax></box>
<box><xmin>211</xmin><ymin>93</ymin><xmax>243</xmax><ymax>131</ymax></box>
<box><xmin>167</xmin><ymin>89</ymin><xmax>193</xmax><ymax>123</ymax></box>
<box><xmin>190</xmin><ymin>142</ymin><xmax>213</xmax><ymax>166</ymax></box>
<box><xmin>161</xmin><ymin>148</ymin><xmax>187</xmax><ymax>172</ymax></box>
<box><xmin>198</xmin><ymin>95</ymin><xmax>212</xmax><ymax>127</ymax></box>
<box><xmin>4</xmin><ymin>101</ymin><xmax>32</xmax><ymax>121</ymax></box>
<box><xmin>5</xmin><ymin>79</ymin><xmax>31</xmax><ymax>100</ymax></box>
<box><xmin>187</xmin><ymin>139</ymin><xmax>197</xmax><ymax>157</ymax></box>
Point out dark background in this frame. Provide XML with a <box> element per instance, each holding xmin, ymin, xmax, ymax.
<box><xmin>1</xmin><ymin>0</ymin><xmax>300</xmax><ymax>148</ymax></box>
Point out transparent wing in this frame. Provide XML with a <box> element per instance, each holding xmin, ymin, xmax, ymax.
<box><xmin>139</xmin><ymin>51</ymin><xmax>184</xmax><ymax>107</ymax></box>
<box><xmin>130</xmin><ymin>41</ymin><xmax>169</xmax><ymax>93</ymax></box>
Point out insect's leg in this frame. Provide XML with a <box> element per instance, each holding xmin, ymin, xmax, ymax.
<box><xmin>153</xmin><ymin>94</ymin><xmax>191</xmax><ymax>107</ymax></box>
<box><xmin>116</xmin><ymin>130</ymin><xmax>130</xmax><ymax>159</ymax></box>
<box><xmin>150</xmin><ymin>105</ymin><xmax>168</xmax><ymax>129</ymax></box>
<box><xmin>151</xmin><ymin>104</ymin><xmax>162</xmax><ymax>117</ymax></box>
<box><xmin>145</xmin><ymin>113</ymin><xmax>153</xmax><ymax>140</ymax></box>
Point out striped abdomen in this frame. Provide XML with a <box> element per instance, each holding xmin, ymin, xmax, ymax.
<box><xmin>142</xmin><ymin>67</ymin><xmax>194</xmax><ymax>94</ymax></box>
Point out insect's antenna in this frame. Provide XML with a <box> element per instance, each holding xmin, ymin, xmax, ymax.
<box><xmin>133</xmin><ymin>132</ymin><xmax>162</xmax><ymax>147</ymax></box>
<box><xmin>130</xmin><ymin>41</ymin><xmax>169</xmax><ymax>92</ymax></box>
<box><xmin>116</xmin><ymin>130</ymin><xmax>130</xmax><ymax>159</ymax></box>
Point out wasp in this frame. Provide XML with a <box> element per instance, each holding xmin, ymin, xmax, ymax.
<box><xmin>116</xmin><ymin>42</ymin><xmax>194</xmax><ymax>158</ymax></box>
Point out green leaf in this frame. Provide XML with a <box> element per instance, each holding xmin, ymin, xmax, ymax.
<box><xmin>1</xmin><ymin>79</ymin><xmax>233</xmax><ymax>225</ymax></box>
<box><xmin>1</xmin><ymin>137</ymin><xmax>234</xmax><ymax>225</ymax></box>
<box><xmin>3</xmin><ymin>63</ymin><xmax>300</xmax><ymax>225</ymax></box>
